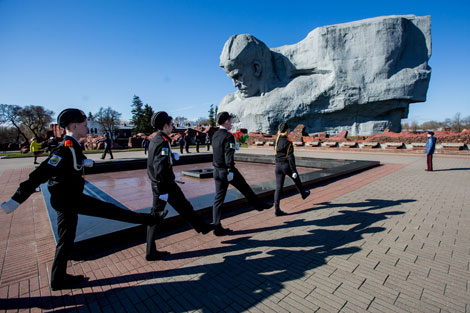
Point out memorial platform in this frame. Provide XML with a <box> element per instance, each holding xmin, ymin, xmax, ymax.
<box><xmin>1</xmin><ymin>150</ymin><xmax>468</xmax><ymax>312</ymax></box>
<box><xmin>41</xmin><ymin>154</ymin><xmax>378</xmax><ymax>243</ymax></box>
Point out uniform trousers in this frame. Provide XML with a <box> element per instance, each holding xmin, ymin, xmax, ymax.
<box><xmin>51</xmin><ymin>193</ymin><xmax>151</xmax><ymax>285</ymax></box>
<box><xmin>274</xmin><ymin>162</ymin><xmax>305</xmax><ymax>212</ymax></box>
<box><xmin>427</xmin><ymin>153</ymin><xmax>433</xmax><ymax>171</ymax></box>
<box><xmin>147</xmin><ymin>181</ymin><xmax>207</xmax><ymax>256</ymax></box>
<box><xmin>101</xmin><ymin>145</ymin><xmax>113</xmax><ymax>159</ymax></box>
<box><xmin>212</xmin><ymin>167</ymin><xmax>261</xmax><ymax>226</ymax></box>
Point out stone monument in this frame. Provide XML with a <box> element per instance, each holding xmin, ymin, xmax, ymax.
<box><xmin>218</xmin><ymin>15</ymin><xmax>432</xmax><ymax>136</ymax></box>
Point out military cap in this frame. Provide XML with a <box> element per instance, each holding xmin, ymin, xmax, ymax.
<box><xmin>279</xmin><ymin>122</ymin><xmax>289</xmax><ymax>133</ymax></box>
<box><xmin>151</xmin><ymin>111</ymin><xmax>172</xmax><ymax>129</ymax></box>
<box><xmin>57</xmin><ymin>109</ymin><xmax>87</xmax><ymax>128</ymax></box>
<box><xmin>216</xmin><ymin>111</ymin><xmax>233</xmax><ymax>125</ymax></box>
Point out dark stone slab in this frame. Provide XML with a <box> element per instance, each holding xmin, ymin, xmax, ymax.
<box><xmin>42</xmin><ymin>153</ymin><xmax>379</xmax><ymax>244</ymax></box>
<box><xmin>182</xmin><ymin>168</ymin><xmax>214</xmax><ymax>178</ymax></box>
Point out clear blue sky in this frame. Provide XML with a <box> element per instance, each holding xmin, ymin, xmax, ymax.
<box><xmin>1</xmin><ymin>0</ymin><xmax>469</xmax><ymax>125</ymax></box>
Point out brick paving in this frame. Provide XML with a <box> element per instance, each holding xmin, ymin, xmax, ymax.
<box><xmin>0</xmin><ymin>150</ymin><xmax>469</xmax><ymax>312</ymax></box>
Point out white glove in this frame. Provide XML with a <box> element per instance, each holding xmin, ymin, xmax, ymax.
<box><xmin>227</xmin><ymin>171</ymin><xmax>234</xmax><ymax>182</ymax></box>
<box><xmin>158</xmin><ymin>194</ymin><xmax>169</xmax><ymax>202</ymax></box>
<box><xmin>172</xmin><ymin>152</ymin><xmax>180</xmax><ymax>161</ymax></box>
<box><xmin>1</xmin><ymin>199</ymin><xmax>20</xmax><ymax>214</ymax></box>
<box><xmin>292</xmin><ymin>172</ymin><xmax>298</xmax><ymax>179</ymax></box>
<box><xmin>82</xmin><ymin>159</ymin><xmax>94</xmax><ymax>168</ymax></box>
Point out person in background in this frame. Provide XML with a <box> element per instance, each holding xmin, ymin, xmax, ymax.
<box><xmin>47</xmin><ymin>137</ymin><xmax>58</xmax><ymax>153</ymax></box>
<box><xmin>273</xmin><ymin>122</ymin><xmax>310</xmax><ymax>216</ymax></box>
<box><xmin>184</xmin><ymin>132</ymin><xmax>191</xmax><ymax>153</ymax></box>
<box><xmin>142</xmin><ymin>137</ymin><xmax>150</xmax><ymax>155</ymax></box>
<box><xmin>195</xmin><ymin>132</ymin><xmax>201</xmax><ymax>153</ymax></box>
<box><xmin>425</xmin><ymin>131</ymin><xmax>437</xmax><ymax>171</ymax></box>
<box><xmin>206</xmin><ymin>134</ymin><xmax>211</xmax><ymax>151</ymax></box>
<box><xmin>100</xmin><ymin>132</ymin><xmax>113</xmax><ymax>160</ymax></box>
<box><xmin>30</xmin><ymin>137</ymin><xmax>41</xmax><ymax>164</ymax></box>
<box><xmin>178</xmin><ymin>135</ymin><xmax>185</xmax><ymax>154</ymax></box>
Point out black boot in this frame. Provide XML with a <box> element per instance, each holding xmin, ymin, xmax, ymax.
<box><xmin>146</xmin><ymin>250</ymin><xmax>170</xmax><ymax>261</ymax></box>
<box><xmin>51</xmin><ymin>274</ymin><xmax>87</xmax><ymax>291</ymax></box>
<box><xmin>302</xmin><ymin>190</ymin><xmax>311</xmax><ymax>200</ymax></box>
<box><xmin>198</xmin><ymin>223</ymin><xmax>216</xmax><ymax>235</ymax></box>
<box><xmin>213</xmin><ymin>224</ymin><xmax>232</xmax><ymax>236</ymax></box>
<box><xmin>275</xmin><ymin>209</ymin><xmax>287</xmax><ymax>216</ymax></box>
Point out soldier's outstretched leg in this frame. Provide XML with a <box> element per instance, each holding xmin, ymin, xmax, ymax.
<box><xmin>168</xmin><ymin>182</ymin><xmax>213</xmax><ymax>234</ymax></box>
<box><xmin>73</xmin><ymin>194</ymin><xmax>161</xmax><ymax>225</ymax></box>
<box><xmin>230</xmin><ymin>168</ymin><xmax>270</xmax><ymax>211</ymax></box>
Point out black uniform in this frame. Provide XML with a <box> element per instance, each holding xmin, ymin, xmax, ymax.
<box><xmin>274</xmin><ymin>135</ymin><xmax>308</xmax><ymax>213</ymax></box>
<box><xmin>101</xmin><ymin>135</ymin><xmax>113</xmax><ymax>159</ymax></box>
<box><xmin>195</xmin><ymin>133</ymin><xmax>201</xmax><ymax>153</ymax></box>
<box><xmin>206</xmin><ymin>135</ymin><xmax>211</xmax><ymax>151</ymax></box>
<box><xmin>212</xmin><ymin>128</ymin><xmax>266</xmax><ymax>226</ymax></box>
<box><xmin>147</xmin><ymin>131</ymin><xmax>212</xmax><ymax>257</ymax></box>
<box><xmin>184</xmin><ymin>134</ymin><xmax>190</xmax><ymax>153</ymax></box>
<box><xmin>10</xmin><ymin>135</ymin><xmax>155</xmax><ymax>288</ymax></box>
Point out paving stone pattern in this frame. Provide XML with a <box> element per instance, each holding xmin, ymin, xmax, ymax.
<box><xmin>0</xmin><ymin>151</ymin><xmax>469</xmax><ymax>312</ymax></box>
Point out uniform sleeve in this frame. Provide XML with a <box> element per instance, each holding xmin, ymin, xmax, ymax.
<box><xmin>224</xmin><ymin>134</ymin><xmax>236</xmax><ymax>170</ymax></box>
<box><xmin>286</xmin><ymin>142</ymin><xmax>298</xmax><ymax>173</ymax></box>
<box><xmin>11</xmin><ymin>148</ymin><xmax>66</xmax><ymax>204</ymax></box>
<box><xmin>152</xmin><ymin>141</ymin><xmax>172</xmax><ymax>193</ymax></box>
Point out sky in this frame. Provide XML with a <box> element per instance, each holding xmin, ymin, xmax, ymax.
<box><xmin>1</xmin><ymin>0</ymin><xmax>469</xmax><ymax>125</ymax></box>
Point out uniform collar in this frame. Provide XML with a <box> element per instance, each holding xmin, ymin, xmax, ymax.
<box><xmin>159</xmin><ymin>131</ymin><xmax>171</xmax><ymax>142</ymax></box>
<box><xmin>65</xmin><ymin>135</ymin><xmax>82</xmax><ymax>147</ymax></box>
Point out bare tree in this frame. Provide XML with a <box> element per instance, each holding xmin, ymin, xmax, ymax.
<box><xmin>462</xmin><ymin>115</ymin><xmax>470</xmax><ymax>129</ymax></box>
<box><xmin>195</xmin><ymin>117</ymin><xmax>210</xmax><ymax>126</ymax></box>
<box><xmin>0</xmin><ymin>104</ymin><xmax>29</xmax><ymax>143</ymax></box>
<box><xmin>420</xmin><ymin>120</ymin><xmax>441</xmax><ymax>131</ymax></box>
<box><xmin>451</xmin><ymin>112</ymin><xmax>463</xmax><ymax>133</ymax></box>
<box><xmin>0</xmin><ymin>127</ymin><xmax>18</xmax><ymax>144</ymax></box>
<box><xmin>94</xmin><ymin>107</ymin><xmax>122</xmax><ymax>136</ymax></box>
<box><xmin>174</xmin><ymin>116</ymin><xmax>188</xmax><ymax>127</ymax></box>
<box><xmin>17</xmin><ymin>105</ymin><xmax>54</xmax><ymax>139</ymax></box>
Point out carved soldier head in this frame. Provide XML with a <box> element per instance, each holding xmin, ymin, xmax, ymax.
<box><xmin>220</xmin><ymin>34</ymin><xmax>275</xmax><ymax>97</ymax></box>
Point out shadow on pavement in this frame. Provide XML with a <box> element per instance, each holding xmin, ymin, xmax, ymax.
<box><xmin>0</xmin><ymin>198</ymin><xmax>413</xmax><ymax>311</ymax></box>
<box><xmin>430</xmin><ymin>168</ymin><xmax>470</xmax><ymax>172</ymax></box>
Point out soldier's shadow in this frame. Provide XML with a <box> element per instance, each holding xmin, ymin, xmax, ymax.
<box><xmin>1</xmin><ymin>199</ymin><xmax>408</xmax><ymax>312</ymax></box>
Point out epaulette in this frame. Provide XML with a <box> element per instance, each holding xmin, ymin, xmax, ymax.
<box><xmin>64</xmin><ymin>140</ymin><xmax>73</xmax><ymax>147</ymax></box>
<box><xmin>163</xmin><ymin>137</ymin><xmax>169</xmax><ymax>142</ymax></box>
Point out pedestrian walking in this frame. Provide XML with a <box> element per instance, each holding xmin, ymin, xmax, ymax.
<box><xmin>30</xmin><ymin>137</ymin><xmax>41</xmax><ymax>164</ymax></box>
<box><xmin>100</xmin><ymin>132</ymin><xmax>113</xmax><ymax>159</ymax></box>
<box><xmin>142</xmin><ymin>137</ymin><xmax>150</xmax><ymax>155</ymax></box>
<box><xmin>185</xmin><ymin>132</ymin><xmax>191</xmax><ymax>153</ymax></box>
<box><xmin>206</xmin><ymin>134</ymin><xmax>211</xmax><ymax>151</ymax></box>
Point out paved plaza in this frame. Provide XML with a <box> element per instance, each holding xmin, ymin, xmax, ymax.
<box><xmin>0</xmin><ymin>148</ymin><xmax>469</xmax><ymax>312</ymax></box>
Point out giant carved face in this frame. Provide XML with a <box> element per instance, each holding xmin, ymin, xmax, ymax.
<box><xmin>222</xmin><ymin>59</ymin><xmax>262</xmax><ymax>97</ymax></box>
<box><xmin>220</xmin><ymin>34</ymin><xmax>271</xmax><ymax>98</ymax></box>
